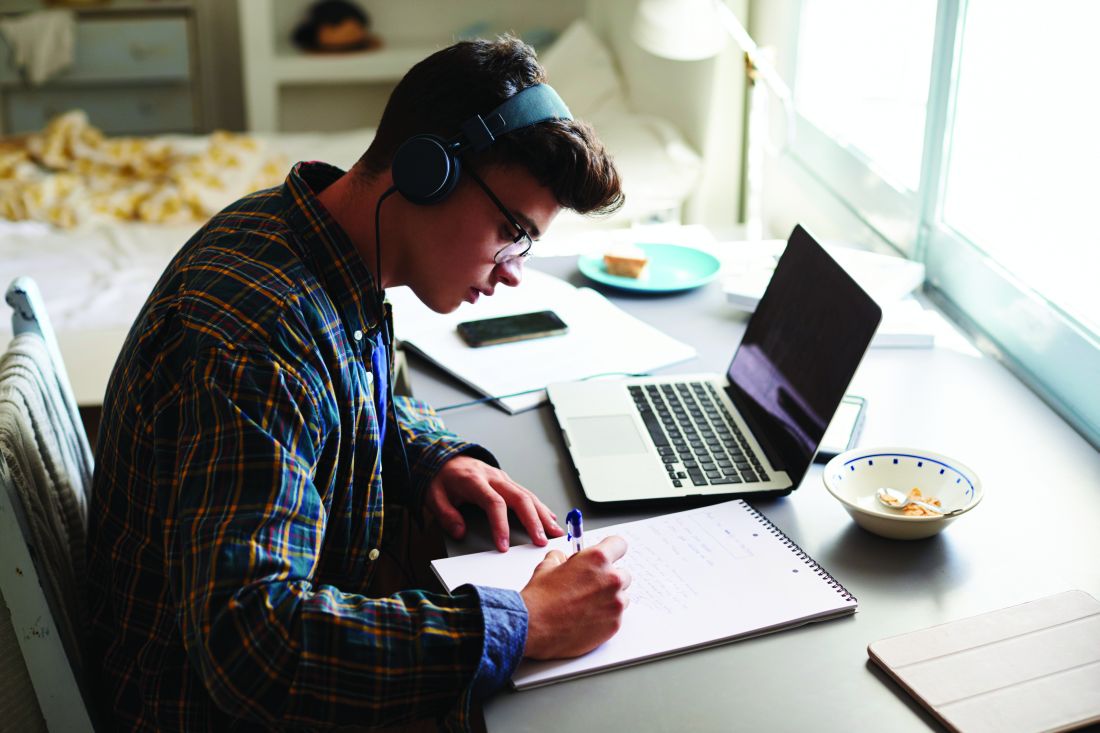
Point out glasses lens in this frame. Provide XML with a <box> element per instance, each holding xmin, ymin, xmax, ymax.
<box><xmin>495</xmin><ymin>232</ymin><xmax>532</xmax><ymax>264</ymax></box>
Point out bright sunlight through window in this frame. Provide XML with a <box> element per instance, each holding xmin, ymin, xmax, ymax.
<box><xmin>793</xmin><ymin>0</ymin><xmax>937</xmax><ymax>192</ymax></box>
<box><xmin>943</xmin><ymin>0</ymin><xmax>1100</xmax><ymax>336</ymax></box>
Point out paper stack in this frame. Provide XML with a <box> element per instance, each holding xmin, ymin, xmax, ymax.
<box><xmin>720</xmin><ymin>239</ymin><xmax>939</xmax><ymax>348</ymax></box>
<box><xmin>388</xmin><ymin>269</ymin><xmax>697</xmax><ymax>413</ymax></box>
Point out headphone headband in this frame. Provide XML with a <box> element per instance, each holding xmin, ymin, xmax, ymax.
<box><xmin>457</xmin><ymin>83</ymin><xmax>573</xmax><ymax>153</ymax></box>
<box><xmin>391</xmin><ymin>83</ymin><xmax>572</xmax><ymax>205</ymax></box>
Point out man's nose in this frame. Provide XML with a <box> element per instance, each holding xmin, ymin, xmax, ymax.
<box><xmin>495</xmin><ymin>257</ymin><xmax>524</xmax><ymax>287</ymax></box>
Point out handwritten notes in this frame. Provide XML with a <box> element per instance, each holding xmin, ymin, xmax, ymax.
<box><xmin>431</xmin><ymin>500</ymin><xmax>857</xmax><ymax>689</ymax></box>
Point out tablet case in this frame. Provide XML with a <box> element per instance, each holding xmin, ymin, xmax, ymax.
<box><xmin>868</xmin><ymin>590</ymin><xmax>1100</xmax><ymax>733</ymax></box>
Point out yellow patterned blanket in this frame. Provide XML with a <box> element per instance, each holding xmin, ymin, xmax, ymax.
<box><xmin>0</xmin><ymin>110</ymin><xmax>286</xmax><ymax>229</ymax></box>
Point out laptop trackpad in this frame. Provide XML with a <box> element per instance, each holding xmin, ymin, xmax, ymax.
<box><xmin>568</xmin><ymin>415</ymin><xmax>648</xmax><ymax>457</ymax></box>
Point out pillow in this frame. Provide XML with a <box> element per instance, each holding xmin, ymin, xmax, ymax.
<box><xmin>539</xmin><ymin>19</ymin><xmax>628</xmax><ymax>121</ymax></box>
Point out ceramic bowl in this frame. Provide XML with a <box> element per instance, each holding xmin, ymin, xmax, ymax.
<box><xmin>822</xmin><ymin>447</ymin><xmax>982</xmax><ymax>540</ymax></box>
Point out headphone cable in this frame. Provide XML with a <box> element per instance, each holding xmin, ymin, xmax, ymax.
<box><xmin>435</xmin><ymin>371</ymin><xmax>653</xmax><ymax>412</ymax></box>
<box><xmin>374</xmin><ymin>185</ymin><xmax>397</xmax><ymax>306</ymax></box>
<box><xmin>372</xmin><ymin>185</ymin><xmax>414</xmax><ymax>493</ymax></box>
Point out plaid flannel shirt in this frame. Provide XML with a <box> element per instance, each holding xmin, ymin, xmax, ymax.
<box><xmin>86</xmin><ymin>162</ymin><xmax>527</xmax><ymax>731</ymax></box>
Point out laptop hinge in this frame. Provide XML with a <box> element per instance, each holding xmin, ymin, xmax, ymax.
<box><xmin>723</xmin><ymin>383</ymin><xmax>787</xmax><ymax>474</ymax></box>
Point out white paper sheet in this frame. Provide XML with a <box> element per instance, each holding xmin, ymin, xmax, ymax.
<box><xmin>721</xmin><ymin>239</ymin><xmax>926</xmax><ymax>311</ymax></box>
<box><xmin>388</xmin><ymin>269</ymin><xmax>697</xmax><ymax>413</ymax></box>
<box><xmin>431</xmin><ymin>499</ymin><xmax>858</xmax><ymax>689</ymax></box>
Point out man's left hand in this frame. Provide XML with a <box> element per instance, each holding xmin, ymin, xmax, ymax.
<box><xmin>426</xmin><ymin>455</ymin><xmax>564</xmax><ymax>552</ymax></box>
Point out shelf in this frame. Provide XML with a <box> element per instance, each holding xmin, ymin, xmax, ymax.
<box><xmin>270</xmin><ymin>44</ymin><xmax>440</xmax><ymax>84</ymax></box>
<box><xmin>238</xmin><ymin>0</ymin><xmax>448</xmax><ymax>130</ymax></box>
<box><xmin>1</xmin><ymin>1</ymin><xmax>194</xmax><ymax>16</ymax></box>
<box><xmin>237</xmin><ymin>0</ymin><xmax>590</xmax><ymax>130</ymax></box>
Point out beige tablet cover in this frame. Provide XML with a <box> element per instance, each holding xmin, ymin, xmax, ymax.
<box><xmin>868</xmin><ymin>590</ymin><xmax>1100</xmax><ymax>733</ymax></box>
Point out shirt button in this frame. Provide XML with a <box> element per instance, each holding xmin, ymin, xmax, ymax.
<box><xmin>368</xmin><ymin>548</ymin><xmax>380</xmax><ymax>561</ymax></box>
<box><xmin>353</xmin><ymin>329</ymin><xmax>364</xmax><ymax>342</ymax></box>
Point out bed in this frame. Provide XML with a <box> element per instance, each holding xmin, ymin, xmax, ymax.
<box><xmin>0</xmin><ymin>20</ymin><xmax>702</xmax><ymax>406</ymax></box>
<box><xmin>0</xmin><ymin>125</ymin><xmax>383</xmax><ymax>405</ymax></box>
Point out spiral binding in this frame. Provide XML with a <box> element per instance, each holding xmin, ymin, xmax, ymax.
<box><xmin>742</xmin><ymin>502</ymin><xmax>858</xmax><ymax>603</ymax></box>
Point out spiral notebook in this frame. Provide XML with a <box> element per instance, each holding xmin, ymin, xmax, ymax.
<box><xmin>431</xmin><ymin>499</ymin><xmax>857</xmax><ymax>689</ymax></box>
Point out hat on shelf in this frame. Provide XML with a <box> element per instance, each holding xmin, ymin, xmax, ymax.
<box><xmin>292</xmin><ymin>0</ymin><xmax>381</xmax><ymax>54</ymax></box>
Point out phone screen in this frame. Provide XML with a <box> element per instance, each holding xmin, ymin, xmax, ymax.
<box><xmin>456</xmin><ymin>310</ymin><xmax>569</xmax><ymax>347</ymax></box>
<box><xmin>814</xmin><ymin>395</ymin><xmax>867</xmax><ymax>463</ymax></box>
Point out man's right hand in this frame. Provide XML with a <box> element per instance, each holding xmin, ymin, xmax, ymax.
<box><xmin>519</xmin><ymin>536</ymin><xmax>630</xmax><ymax>659</ymax></box>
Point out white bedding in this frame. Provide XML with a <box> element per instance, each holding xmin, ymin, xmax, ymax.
<box><xmin>0</xmin><ymin>128</ymin><xmax>376</xmax><ymax>404</ymax></box>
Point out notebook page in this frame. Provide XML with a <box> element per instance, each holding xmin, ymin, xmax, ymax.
<box><xmin>432</xmin><ymin>499</ymin><xmax>857</xmax><ymax>689</ymax></box>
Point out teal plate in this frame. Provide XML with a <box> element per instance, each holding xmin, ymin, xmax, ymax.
<box><xmin>578</xmin><ymin>243</ymin><xmax>721</xmax><ymax>293</ymax></box>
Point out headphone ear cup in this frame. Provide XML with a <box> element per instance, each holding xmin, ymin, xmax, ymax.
<box><xmin>391</xmin><ymin>135</ymin><xmax>461</xmax><ymax>205</ymax></box>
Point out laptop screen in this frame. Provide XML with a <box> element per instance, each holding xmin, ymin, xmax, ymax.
<box><xmin>725</xmin><ymin>225</ymin><xmax>882</xmax><ymax>489</ymax></box>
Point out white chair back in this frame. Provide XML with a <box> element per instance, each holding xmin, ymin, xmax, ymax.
<box><xmin>0</xmin><ymin>277</ymin><xmax>95</xmax><ymax>732</ymax></box>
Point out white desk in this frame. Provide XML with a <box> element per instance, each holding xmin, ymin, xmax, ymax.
<box><xmin>406</xmin><ymin>257</ymin><xmax>1100</xmax><ymax>732</ymax></box>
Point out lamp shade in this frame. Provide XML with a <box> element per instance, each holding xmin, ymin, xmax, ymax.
<box><xmin>631</xmin><ymin>0</ymin><xmax>726</xmax><ymax>60</ymax></box>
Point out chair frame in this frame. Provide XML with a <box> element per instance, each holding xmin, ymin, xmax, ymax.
<box><xmin>1</xmin><ymin>277</ymin><xmax>95</xmax><ymax>732</ymax></box>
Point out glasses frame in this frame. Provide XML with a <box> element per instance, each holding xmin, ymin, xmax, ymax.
<box><xmin>463</xmin><ymin>165</ymin><xmax>534</xmax><ymax>264</ymax></box>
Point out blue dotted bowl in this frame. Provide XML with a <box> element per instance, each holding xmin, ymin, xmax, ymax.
<box><xmin>822</xmin><ymin>447</ymin><xmax>983</xmax><ymax>540</ymax></box>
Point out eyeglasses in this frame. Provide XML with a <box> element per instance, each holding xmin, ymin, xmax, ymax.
<box><xmin>464</xmin><ymin>166</ymin><xmax>534</xmax><ymax>264</ymax></box>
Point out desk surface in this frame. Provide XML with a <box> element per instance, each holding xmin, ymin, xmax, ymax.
<box><xmin>406</xmin><ymin>257</ymin><xmax>1100</xmax><ymax>733</ymax></box>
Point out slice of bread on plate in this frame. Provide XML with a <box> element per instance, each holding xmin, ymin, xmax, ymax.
<box><xmin>602</xmin><ymin>245</ymin><xmax>648</xmax><ymax>278</ymax></box>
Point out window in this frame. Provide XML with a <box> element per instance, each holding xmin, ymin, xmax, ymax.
<box><xmin>794</xmin><ymin>0</ymin><xmax>937</xmax><ymax>193</ymax></box>
<box><xmin>765</xmin><ymin>0</ymin><xmax>1100</xmax><ymax>447</ymax></box>
<box><xmin>942</xmin><ymin>0</ymin><xmax>1100</xmax><ymax>336</ymax></box>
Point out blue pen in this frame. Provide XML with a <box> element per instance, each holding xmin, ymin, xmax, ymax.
<box><xmin>565</xmin><ymin>508</ymin><xmax>584</xmax><ymax>554</ymax></box>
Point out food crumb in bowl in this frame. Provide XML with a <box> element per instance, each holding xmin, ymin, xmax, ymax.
<box><xmin>902</xmin><ymin>487</ymin><xmax>943</xmax><ymax>516</ymax></box>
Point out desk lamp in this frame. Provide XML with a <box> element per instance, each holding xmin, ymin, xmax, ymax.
<box><xmin>631</xmin><ymin>0</ymin><xmax>794</xmax><ymax>239</ymax></box>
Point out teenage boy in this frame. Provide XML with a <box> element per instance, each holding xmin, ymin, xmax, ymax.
<box><xmin>87</xmin><ymin>35</ymin><xmax>630</xmax><ymax>732</ymax></box>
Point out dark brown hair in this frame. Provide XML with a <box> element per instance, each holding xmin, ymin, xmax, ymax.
<box><xmin>355</xmin><ymin>35</ymin><xmax>624</xmax><ymax>216</ymax></box>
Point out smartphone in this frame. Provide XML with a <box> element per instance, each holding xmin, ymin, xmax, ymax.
<box><xmin>456</xmin><ymin>310</ymin><xmax>569</xmax><ymax>348</ymax></box>
<box><xmin>814</xmin><ymin>395</ymin><xmax>868</xmax><ymax>463</ymax></box>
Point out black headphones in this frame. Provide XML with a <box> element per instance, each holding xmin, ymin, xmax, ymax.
<box><xmin>390</xmin><ymin>83</ymin><xmax>572</xmax><ymax>205</ymax></box>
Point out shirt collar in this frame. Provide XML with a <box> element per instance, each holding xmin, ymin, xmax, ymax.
<box><xmin>281</xmin><ymin>161</ymin><xmax>384</xmax><ymax>340</ymax></box>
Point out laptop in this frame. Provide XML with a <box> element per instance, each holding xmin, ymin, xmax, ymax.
<box><xmin>546</xmin><ymin>225</ymin><xmax>883</xmax><ymax>503</ymax></box>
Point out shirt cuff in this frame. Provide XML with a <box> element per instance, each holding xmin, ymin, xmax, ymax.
<box><xmin>461</xmin><ymin>584</ymin><xmax>527</xmax><ymax>700</ymax></box>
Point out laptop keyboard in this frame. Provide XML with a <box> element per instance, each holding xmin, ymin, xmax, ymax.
<box><xmin>629</xmin><ymin>382</ymin><xmax>770</xmax><ymax>489</ymax></box>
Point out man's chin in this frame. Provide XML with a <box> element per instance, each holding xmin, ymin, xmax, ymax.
<box><xmin>412</xmin><ymin>290</ymin><xmax>463</xmax><ymax>315</ymax></box>
<box><xmin>409</xmin><ymin>280</ymin><xmax>468</xmax><ymax>312</ymax></box>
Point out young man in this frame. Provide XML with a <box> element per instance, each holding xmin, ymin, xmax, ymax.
<box><xmin>86</xmin><ymin>37</ymin><xmax>630</xmax><ymax>731</ymax></box>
